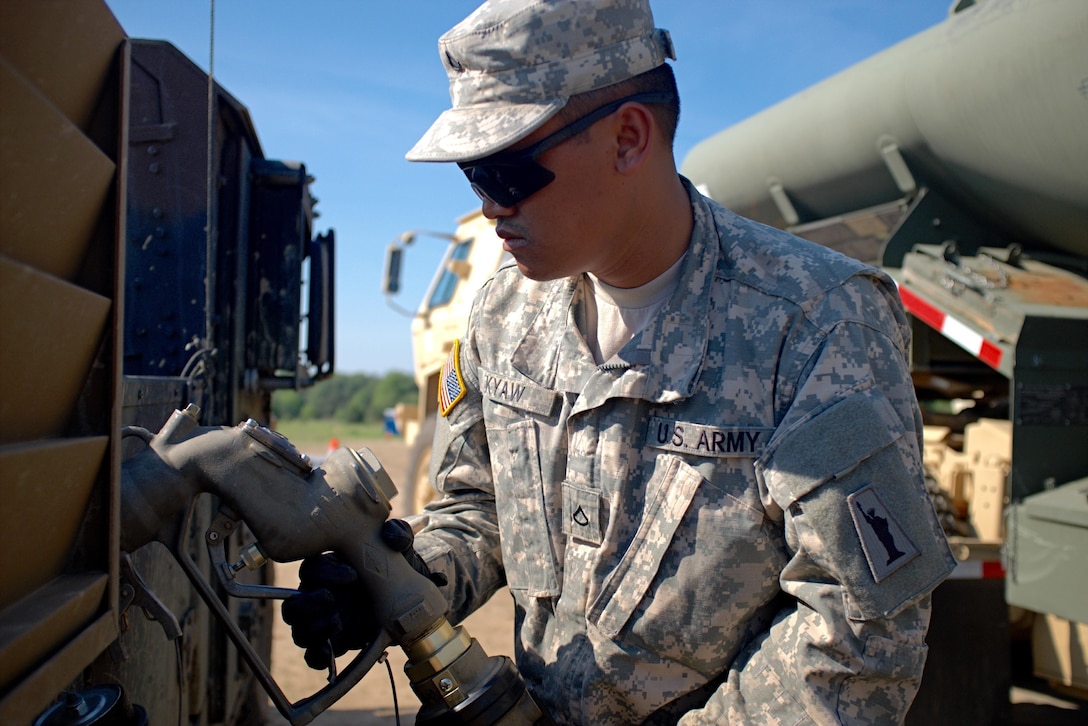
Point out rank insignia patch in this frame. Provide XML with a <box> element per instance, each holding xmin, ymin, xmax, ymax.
<box><xmin>848</xmin><ymin>484</ymin><xmax>919</xmax><ymax>582</ymax></box>
<box><xmin>438</xmin><ymin>339</ymin><xmax>466</xmax><ymax>417</ymax></box>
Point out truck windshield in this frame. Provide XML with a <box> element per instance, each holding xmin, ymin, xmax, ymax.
<box><xmin>427</xmin><ymin>238</ymin><xmax>473</xmax><ymax>309</ymax></box>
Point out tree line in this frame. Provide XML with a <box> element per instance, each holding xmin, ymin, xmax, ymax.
<box><xmin>273</xmin><ymin>372</ymin><xmax>417</xmax><ymax>422</ymax></box>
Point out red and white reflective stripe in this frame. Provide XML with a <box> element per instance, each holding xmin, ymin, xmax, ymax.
<box><xmin>898</xmin><ymin>286</ymin><xmax>1004</xmax><ymax>369</ymax></box>
<box><xmin>947</xmin><ymin>560</ymin><xmax>1006</xmax><ymax>579</ymax></box>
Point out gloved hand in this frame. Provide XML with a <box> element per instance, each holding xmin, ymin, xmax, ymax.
<box><xmin>281</xmin><ymin>552</ymin><xmax>376</xmax><ymax>670</ymax></box>
<box><xmin>280</xmin><ymin>519</ymin><xmax>446</xmax><ymax>670</ymax></box>
<box><xmin>379</xmin><ymin>518</ymin><xmax>448</xmax><ymax>588</ymax></box>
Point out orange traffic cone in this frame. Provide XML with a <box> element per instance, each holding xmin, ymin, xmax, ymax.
<box><xmin>327</xmin><ymin>437</ymin><xmax>340</xmax><ymax>457</ymax></box>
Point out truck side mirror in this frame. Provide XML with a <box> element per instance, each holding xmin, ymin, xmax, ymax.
<box><xmin>383</xmin><ymin>244</ymin><xmax>404</xmax><ymax>296</ymax></box>
<box><xmin>307</xmin><ymin>231</ymin><xmax>335</xmax><ymax>377</ymax></box>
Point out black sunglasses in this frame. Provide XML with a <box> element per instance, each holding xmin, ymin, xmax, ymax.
<box><xmin>458</xmin><ymin>92</ymin><xmax>673</xmax><ymax>208</ymax></box>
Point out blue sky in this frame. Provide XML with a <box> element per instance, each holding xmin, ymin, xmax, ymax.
<box><xmin>105</xmin><ymin>0</ymin><xmax>953</xmax><ymax>375</ymax></box>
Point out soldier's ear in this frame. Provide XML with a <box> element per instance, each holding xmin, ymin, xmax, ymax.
<box><xmin>611</xmin><ymin>102</ymin><xmax>654</xmax><ymax>175</ymax></box>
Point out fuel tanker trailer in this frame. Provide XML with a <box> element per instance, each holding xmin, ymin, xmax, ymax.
<box><xmin>681</xmin><ymin>0</ymin><xmax>1088</xmax><ymax>722</ymax></box>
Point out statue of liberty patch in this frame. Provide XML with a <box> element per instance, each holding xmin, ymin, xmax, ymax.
<box><xmin>848</xmin><ymin>484</ymin><xmax>919</xmax><ymax>582</ymax></box>
<box><xmin>438</xmin><ymin>339</ymin><xmax>465</xmax><ymax>417</ymax></box>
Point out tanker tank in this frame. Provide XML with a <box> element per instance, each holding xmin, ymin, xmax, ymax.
<box><xmin>680</xmin><ymin>0</ymin><xmax>1088</xmax><ymax>262</ymax></box>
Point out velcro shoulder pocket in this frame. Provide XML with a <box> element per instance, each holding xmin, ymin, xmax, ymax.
<box><xmin>760</xmin><ymin>385</ymin><xmax>901</xmax><ymax>506</ymax></box>
<box><xmin>759</xmin><ymin>386</ymin><xmax>955</xmax><ymax>619</ymax></box>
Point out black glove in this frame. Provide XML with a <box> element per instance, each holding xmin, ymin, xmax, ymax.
<box><xmin>281</xmin><ymin>552</ymin><xmax>377</xmax><ymax>670</ymax></box>
<box><xmin>380</xmin><ymin>518</ymin><xmax>448</xmax><ymax>588</ymax></box>
<box><xmin>280</xmin><ymin>519</ymin><xmax>446</xmax><ymax>671</ymax></box>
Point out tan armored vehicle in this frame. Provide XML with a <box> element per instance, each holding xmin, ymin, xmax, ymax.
<box><xmin>384</xmin><ymin>212</ymin><xmax>507</xmax><ymax>513</ymax></box>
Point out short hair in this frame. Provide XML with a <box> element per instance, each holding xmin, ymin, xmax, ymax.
<box><xmin>561</xmin><ymin>64</ymin><xmax>680</xmax><ymax>149</ymax></box>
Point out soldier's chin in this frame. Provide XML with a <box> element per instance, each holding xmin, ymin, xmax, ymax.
<box><xmin>511</xmin><ymin>257</ymin><xmax>556</xmax><ymax>282</ymax></box>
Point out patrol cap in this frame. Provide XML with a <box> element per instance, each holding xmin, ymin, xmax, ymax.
<box><xmin>406</xmin><ymin>0</ymin><xmax>675</xmax><ymax>163</ymax></box>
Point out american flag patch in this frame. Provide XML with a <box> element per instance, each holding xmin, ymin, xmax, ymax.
<box><xmin>438</xmin><ymin>339</ymin><xmax>466</xmax><ymax>417</ymax></box>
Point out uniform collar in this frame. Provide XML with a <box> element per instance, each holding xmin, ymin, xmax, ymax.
<box><xmin>510</xmin><ymin>178</ymin><xmax>720</xmax><ymax>402</ymax></box>
<box><xmin>626</xmin><ymin>180</ymin><xmax>718</xmax><ymax>402</ymax></box>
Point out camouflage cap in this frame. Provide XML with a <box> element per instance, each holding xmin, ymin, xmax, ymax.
<box><xmin>406</xmin><ymin>0</ymin><xmax>675</xmax><ymax>163</ymax></box>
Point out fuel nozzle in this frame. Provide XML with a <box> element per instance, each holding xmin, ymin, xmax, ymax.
<box><xmin>120</xmin><ymin>411</ymin><xmax>551</xmax><ymax>725</ymax></box>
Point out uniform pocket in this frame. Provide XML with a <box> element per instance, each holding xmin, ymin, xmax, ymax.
<box><xmin>491</xmin><ymin>419</ymin><xmax>560</xmax><ymax>597</ymax></box>
<box><xmin>588</xmin><ymin>455</ymin><xmax>702</xmax><ymax>638</ymax></box>
<box><xmin>587</xmin><ymin>455</ymin><xmax>781</xmax><ymax>673</ymax></box>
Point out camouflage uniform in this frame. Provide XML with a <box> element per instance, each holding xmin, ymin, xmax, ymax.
<box><xmin>410</xmin><ymin>182</ymin><xmax>956</xmax><ymax>724</ymax></box>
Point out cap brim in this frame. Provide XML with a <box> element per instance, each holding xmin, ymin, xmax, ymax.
<box><xmin>405</xmin><ymin>99</ymin><xmax>566</xmax><ymax>163</ymax></box>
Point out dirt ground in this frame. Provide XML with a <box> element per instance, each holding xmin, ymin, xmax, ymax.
<box><xmin>264</xmin><ymin>437</ymin><xmax>515</xmax><ymax>726</ymax></box>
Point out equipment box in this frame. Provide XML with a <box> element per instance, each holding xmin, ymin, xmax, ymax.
<box><xmin>1005</xmin><ymin>477</ymin><xmax>1088</xmax><ymax>625</ymax></box>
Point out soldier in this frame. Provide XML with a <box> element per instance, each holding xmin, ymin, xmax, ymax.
<box><xmin>285</xmin><ymin>0</ymin><xmax>955</xmax><ymax>722</ymax></box>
